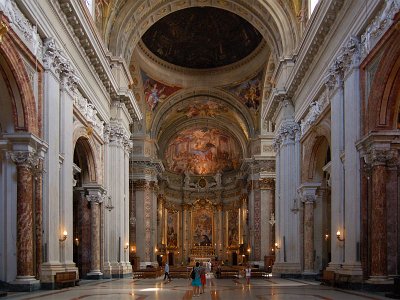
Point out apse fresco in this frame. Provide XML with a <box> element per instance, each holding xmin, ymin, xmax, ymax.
<box><xmin>228</xmin><ymin>210</ymin><xmax>239</xmax><ymax>247</ymax></box>
<box><xmin>164</xmin><ymin>127</ymin><xmax>241</xmax><ymax>175</ymax></box>
<box><xmin>228</xmin><ymin>71</ymin><xmax>263</xmax><ymax>110</ymax></box>
<box><xmin>141</xmin><ymin>71</ymin><xmax>181</xmax><ymax>111</ymax></box>
<box><xmin>167</xmin><ymin>212</ymin><xmax>178</xmax><ymax>248</ymax></box>
<box><xmin>176</xmin><ymin>99</ymin><xmax>228</xmax><ymax>118</ymax></box>
<box><xmin>192</xmin><ymin>210</ymin><xmax>213</xmax><ymax>246</ymax></box>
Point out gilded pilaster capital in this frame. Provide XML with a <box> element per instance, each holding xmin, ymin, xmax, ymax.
<box><xmin>259</xmin><ymin>178</ymin><xmax>275</xmax><ymax>190</ymax></box>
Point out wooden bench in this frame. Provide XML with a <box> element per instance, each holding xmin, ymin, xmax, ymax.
<box><xmin>335</xmin><ymin>273</ymin><xmax>351</xmax><ymax>288</ymax></box>
<box><xmin>251</xmin><ymin>269</ymin><xmax>269</xmax><ymax>278</ymax></box>
<box><xmin>321</xmin><ymin>270</ymin><xmax>335</xmax><ymax>286</ymax></box>
<box><xmin>54</xmin><ymin>271</ymin><xmax>78</xmax><ymax>288</ymax></box>
<box><xmin>216</xmin><ymin>267</ymin><xmax>239</xmax><ymax>279</ymax></box>
<box><xmin>133</xmin><ymin>268</ymin><xmax>162</xmax><ymax>279</ymax></box>
<box><xmin>169</xmin><ymin>267</ymin><xmax>191</xmax><ymax>279</ymax></box>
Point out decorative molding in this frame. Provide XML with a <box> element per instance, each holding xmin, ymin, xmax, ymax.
<box><xmin>300</xmin><ymin>89</ymin><xmax>330</xmax><ymax>136</ymax></box>
<box><xmin>364</xmin><ymin>148</ymin><xmax>399</xmax><ymax>167</ymax></box>
<box><xmin>325</xmin><ymin>36</ymin><xmax>361</xmax><ymax>90</ymax></box>
<box><xmin>86</xmin><ymin>193</ymin><xmax>104</xmax><ymax>204</ymax></box>
<box><xmin>360</xmin><ymin>0</ymin><xmax>400</xmax><ymax>58</ymax></box>
<box><xmin>42</xmin><ymin>37</ymin><xmax>80</xmax><ymax>91</ymax></box>
<box><xmin>9</xmin><ymin>150</ymin><xmax>39</xmax><ymax>169</ymax></box>
<box><xmin>259</xmin><ymin>178</ymin><xmax>275</xmax><ymax>190</ymax></box>
<box><xmin>273</xmin><ymin>120</ymin><xmax>301</xmax><ymax>150</ymax></box>
<box><xmin>0</xmin><ymin>0</ymin><xmax>43</xmax><ymax>58</ymax></box>
<box><xmin>74</xmin><ymin>92</ymin><xmax>104</xmax><ymax>137</ymax></box>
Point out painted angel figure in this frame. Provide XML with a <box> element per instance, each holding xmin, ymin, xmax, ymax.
<box><xmin>146</xmin><ymin>83</ymin><xmax>165</xmax><ymax>111</ymax></box>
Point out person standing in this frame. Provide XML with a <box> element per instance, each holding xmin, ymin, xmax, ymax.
<box><xmin>200</xmin><ymin>266</ymin><xmax>206</xmax><ymax>294</ymax></box>
<box><xmin>191</xmin><ymin>262</ymin><xmax>202</xmax><ymax>297</ymax></box>
<box><xmin>245</xmin><ymin>264</ymin><xmax>251</xmax><ymax>285</ymax></box>
<box><xmin>164</xmin><ymin>262</ymin><xmax>171</xmax><ymax>282</ymax></box>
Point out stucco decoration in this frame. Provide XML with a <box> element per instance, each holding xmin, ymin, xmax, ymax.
<box><xmin>164</xmin><ymin>127</ymin><xmax>241</xmax><ymax>175</ymax></box>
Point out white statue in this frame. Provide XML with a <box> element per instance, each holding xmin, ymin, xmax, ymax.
<box><xmin>214</xmin><ymin>170</ymin><xmax>222</xmax><ymax>187</ymax></box>
<box><xmin>184</xmin><ymin>170</ymin><xmax>190</xmax><ymax>187</ymax></box>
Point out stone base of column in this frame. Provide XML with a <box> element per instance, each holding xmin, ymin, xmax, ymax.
<box><xmin>367</xmin><ymin>276</ymin><xmax>393</xmax><ymax>285</ymax></box>
<box><xmin>302</xmin><ymin>271</ymin><xmax>318</xmax><ymax>279</ymax></box>
<box><xmin>109</xmin><ymin>262</ymin><xmax>132</xmax><ymax>278</ymax></box>
<box><xmin>272</xmin><ymin>262</ymin><xmax>301</xmax><ymax>277</ymax></box>
<box><xmin>326</xmin><ymin>262</ymin><xmax>342</xmax><ymax>272</ymax></box>
<box><xmin>9</xmin><ymin>276</ymin><xmax>40</xmax><ymax>292</ymax></box>
<box><xmin>86</xmin><ymin>271</ymin><xmax>103</xmax><ymax>280</ymax></box>
<box><xmin>341</xmin><ymin>262</ymin><xmax>363</xmax><ymax>280</ymax></box>
<box><xmin>102</xmin><ymin>262</ymin><xmax>112</xmax><ymax>279</ymax></box>
<box><xmin>40</xmin><ymin>262</ymin><xmax>65</xmax><ymax>289</ymax></box>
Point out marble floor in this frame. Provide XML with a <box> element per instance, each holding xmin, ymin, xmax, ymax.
<box><xmin>2</xmin><ymin>276</ymin><xmax>390</xmax><ymax>300</ymax></box>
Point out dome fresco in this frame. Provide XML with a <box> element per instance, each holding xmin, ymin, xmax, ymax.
<box><xmin>164</xmin><ymin>127</ymin><xmax>241</xmax><ymax>175</ymax></box>
<box><xmin>142</xmin><ymin>6</ymin><xmax>262</xmax><ymax>69</ymax></box>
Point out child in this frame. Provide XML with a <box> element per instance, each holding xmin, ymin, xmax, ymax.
<box><xmin>200</xmin><ymin>266</ymin><xmax>206</xmax><ymax>294</ymax></box>
<box><xmin>245</xmin><ymin>264</ymin><xmax>251</xmax><ymax>285</ymax></box>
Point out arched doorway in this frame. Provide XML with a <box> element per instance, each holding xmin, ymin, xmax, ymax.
<box><xmin>301</xmin><ymin>131</ymin><xmax>332</xmax><ymax>274</ymax></box>
<box><xmin>73</xmin><ymin>136</ymin><xmax>100</xmax><ymax>278</ymax></box>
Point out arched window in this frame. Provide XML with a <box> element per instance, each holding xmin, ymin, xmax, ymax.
<box><xmin>84</xmin><ymin>0</ymin><xmax>94</xmax><ymax>16</ymax></box>
<box><xmin>309</xmin><ymin>0</ymin><xmax>320</xmax><ymax>16</ymax></box>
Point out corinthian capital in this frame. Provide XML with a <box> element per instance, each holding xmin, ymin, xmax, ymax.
<box><xmin>365</xmin><ymin>148</ymin><xmax>399</xmax><ymax>167</ymax></box>
<box><xmin>86</xmin><ymin>193</ymin><xmax>103</xmax><ymax>204</ymax></box>
<box><xmin>275</xmin><ymin>120</ymin><xmax>300</xmax><ymax>146</ymax></box>
<box><xmin>9</xmin><ymin>150</ymin><xmax>39</xmax><ymax>169</ymax></box>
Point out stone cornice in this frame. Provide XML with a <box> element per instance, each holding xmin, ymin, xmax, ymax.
<box><xmin>55</xmin><ymin>0</ymin><xmax>142</xmax><ymax>121</ymax></box>
<box><xmin>262</xmin><ymin>0</ymin><xmax>345</xmax><ymax>121</ymax></box>
<box><xmin>360</xmin><ymin>0</ymin><xmax>400</xmax><ymax>59</ymax></box>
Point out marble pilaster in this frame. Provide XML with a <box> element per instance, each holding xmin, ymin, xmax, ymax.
<box><xmin>41</xmin><ymin>38</ymin><xmax>63</xmax><ymax>281</ymax></box>
<box><xmin>327</xmin><ymin>72</ymin><xmax>345</xmax><ymax>271</ymax></box>
<box><xmin>272</xmin><ymin>102</ymin><xmax>301</xmax><ymax>274</ymax></box>
<box><xmin>260</xmin><ymin>178</ymin><xmax>275</xmax><ymax>261</ymax></box>
<box><xmin>86</xmin><ymin>189</ymin><xmax>104</xmax><ymax>279</ymax></box>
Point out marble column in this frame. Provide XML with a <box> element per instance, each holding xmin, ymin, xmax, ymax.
<box><xmin>181</xmin><ymin>203</ymin><xmax>188</xmax><ymax>263</ymax></box>
<box><xmin>216</xmin><ymin>203</ymin><xmax>223</xmax><ymax>259</ymax></box>
<box><xmin>10</xmin><ymin>151</ymin><xmax>40</xmax><ymax>285</ymax></box>
<box><xmin>86</xmin><ymin>189</ymin><xmax>103</xmax><ymax>279</ymax></box>
<box><xmin>298</xmin><ymin>183</ymin><xmax>320</xmax><ymax>274</ymax></box>
<box><xmin>260</xmin><ymin>178</ymin><xmax>275</xmax><ymax>262</ymax></box>
<box><xmin>34</xmin><ymin>161</ymin><xmax>43</xmax><ymax>279</ymax></box>
<box><xmin>367</xmin><ymin>148</ymin><xmax>398</xmax><ymax>282</ymax></box>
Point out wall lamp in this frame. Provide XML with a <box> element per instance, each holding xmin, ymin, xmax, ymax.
<box><xmin>274</xmin><ymin>242</ymin><xmax>280</xmax><ymax>250</ymax></box>
<box><xmin>59</xmin><ymin>230</ymin><xmax>68</xmax><ymax>242</ymax></box>
<box><xmin>336</xmin><ymin>230</ymin><xmax>344</xmax><ymax>241</ymax></box>
<box><xmin>124</xmin><ymin>243</ymin><xmax>129</xmax><ymax>250</ymax></box>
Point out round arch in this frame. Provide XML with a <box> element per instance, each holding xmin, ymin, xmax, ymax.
<box><xmin>73</xmin><ymin>126</ymin><xmax>99</xmax><ymax>184</ymax></box>
<box><xmin>150</xmin><ymin>88</ymin><xmax>256</xmax><ymax>140</ymax></box>
<box><xmin>364</xmin><ymin>20</ymin><xmax>400</xmax><ymax>133</ymax></box>
<box><xmin>0</xmin><ymin>22</ymin><xmax>38</xmax><ymax>135</ymax></box>
<box><xmin>106</xmin><ymin>0</ymin><xmax>299</xmax><ymax>61</ymax></box>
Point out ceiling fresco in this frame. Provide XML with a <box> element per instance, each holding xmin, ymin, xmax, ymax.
<box><xmin>176</xmin><ymin>99</ymin><xmax>228</xmax><ymax>118</ymax></box>
<box><xmin>141</xmin><ymin>71</ymin><xmax>181</xmax><ymax>111</ymax></box>
<box><xmin>226</xmin><ymin>71</ymin><xmax>263</xmax><ymax>110</ymax></box>
<box><xmin>164</xmin><ymin>127</ymin><xmax>241</xmax><ymax>175</ymax></box>
<box><xmin>141</xmin><ymin>7</ymin><xmax>262</xmax><ymax>69</ymax></box>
